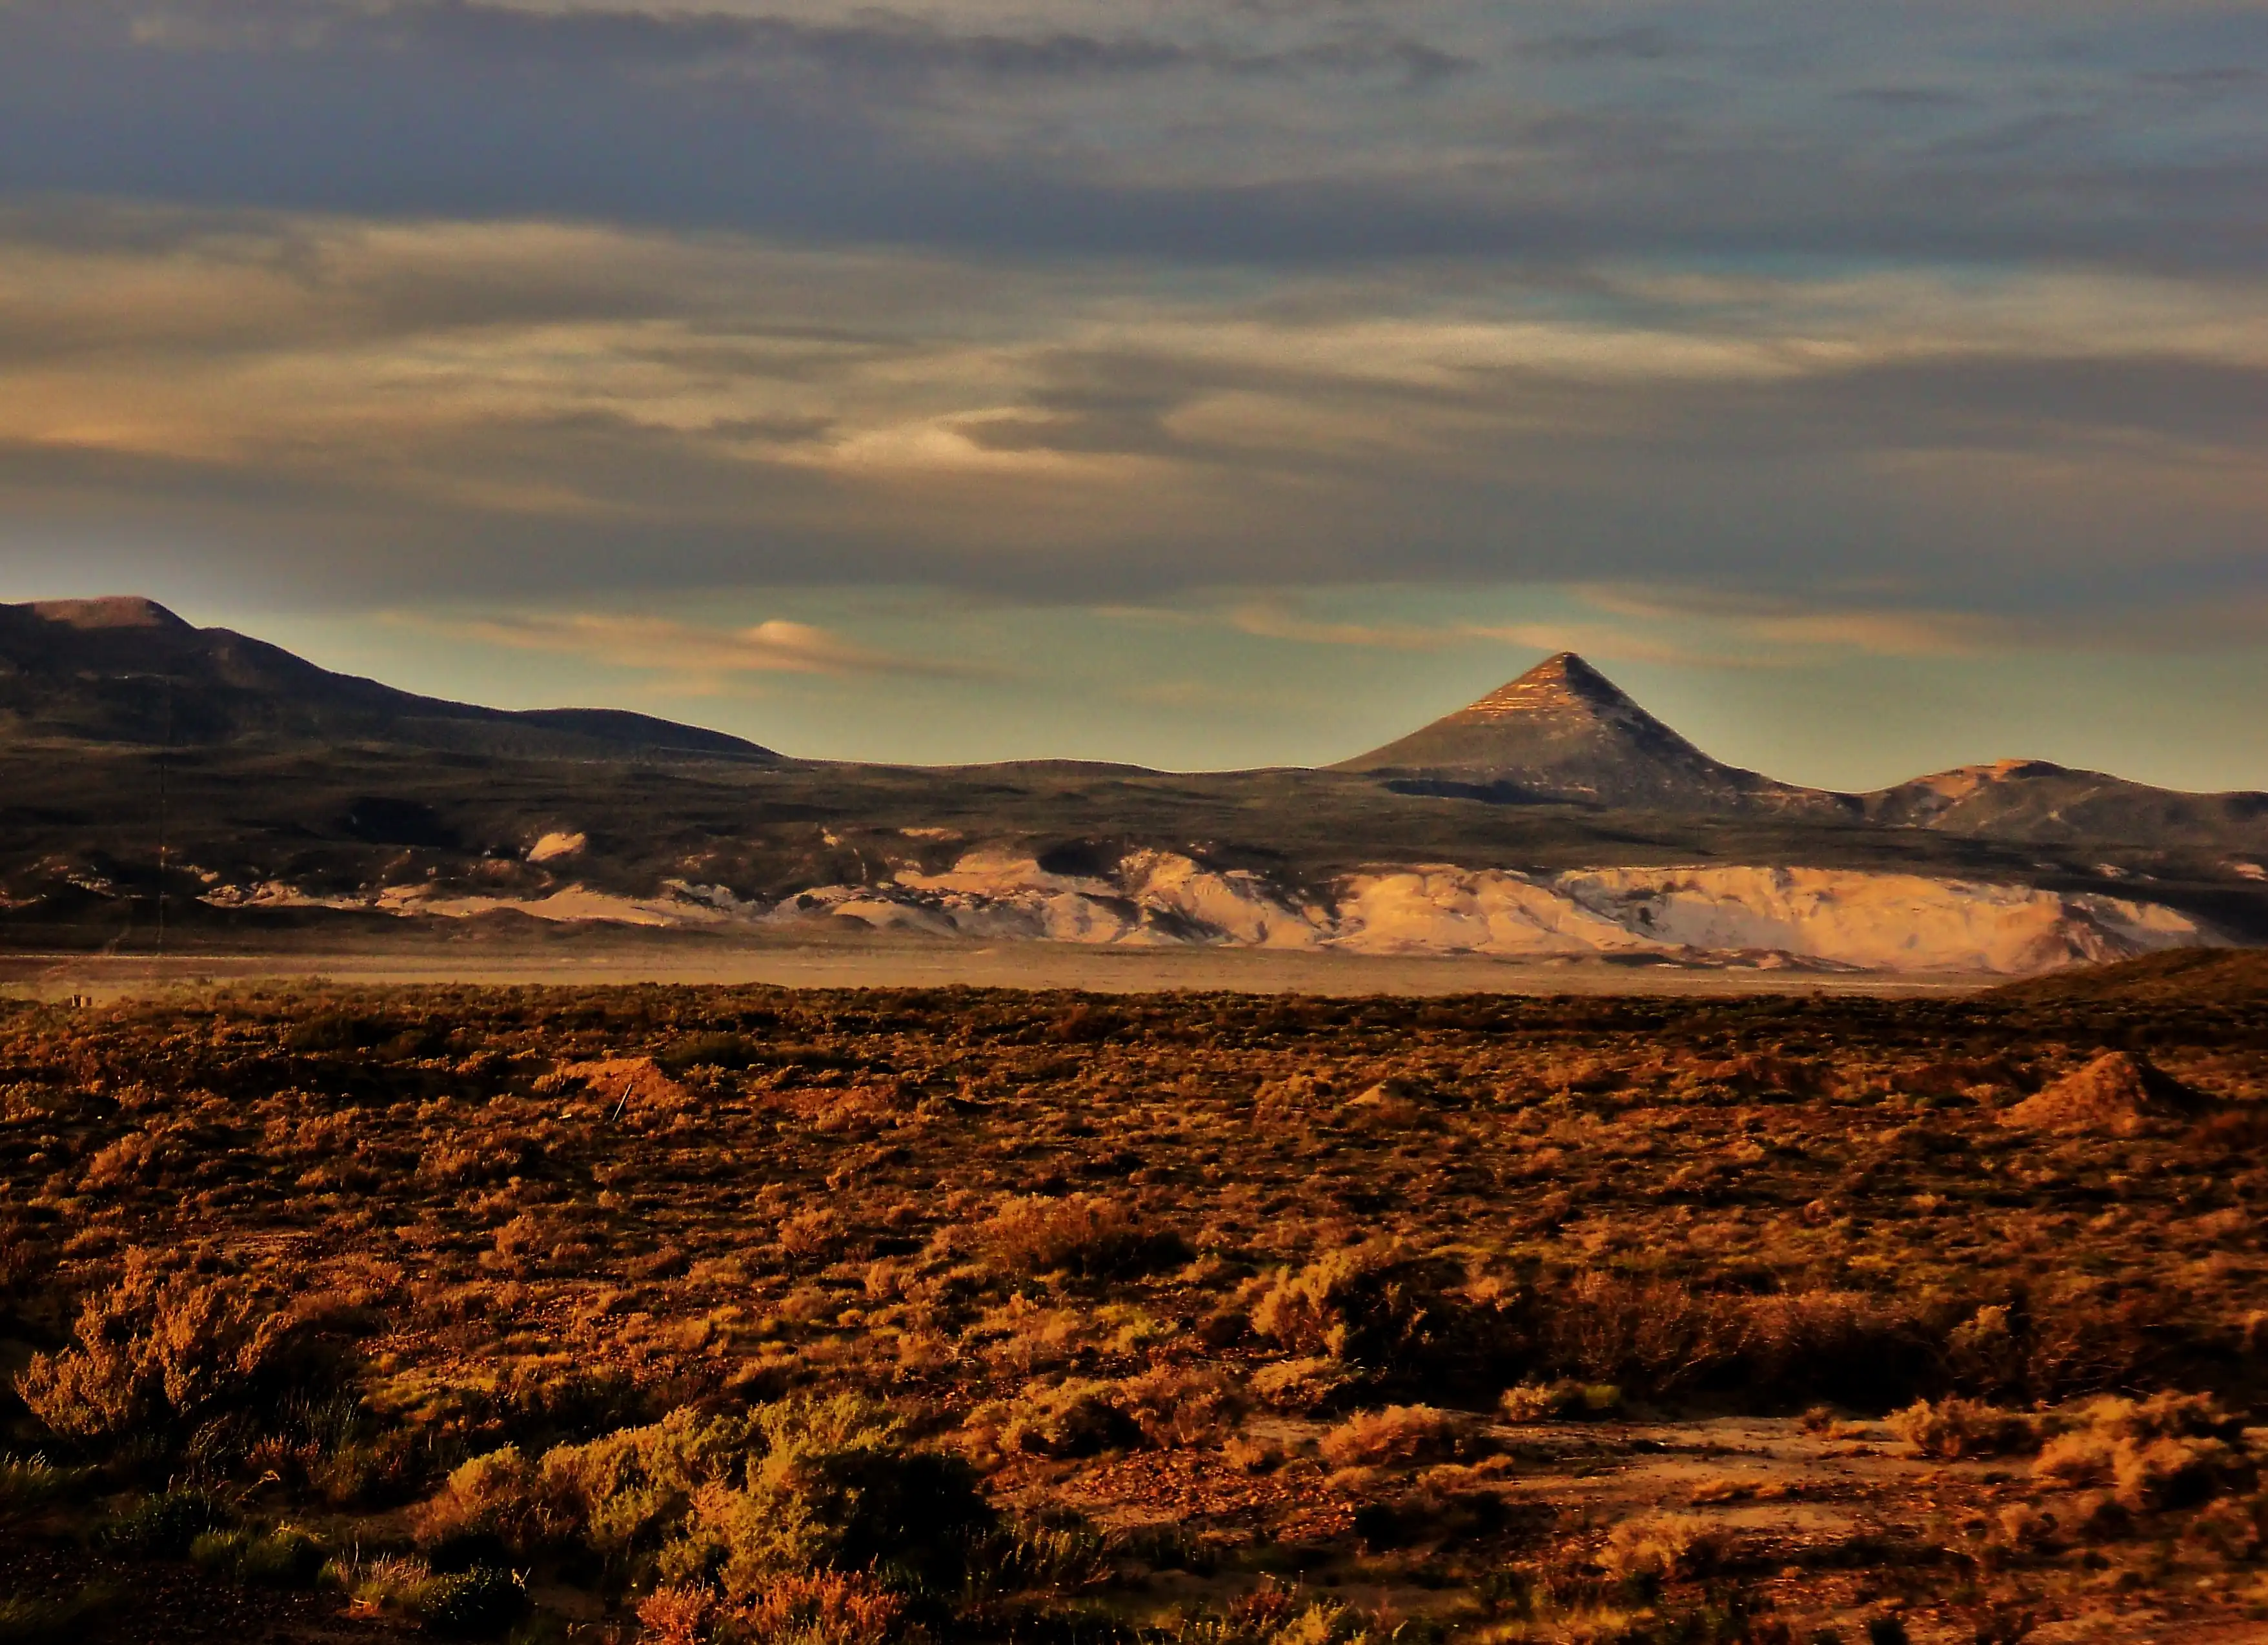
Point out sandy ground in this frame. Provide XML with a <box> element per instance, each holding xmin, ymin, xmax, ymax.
<box><xmin>0</xmin><ymin>937</ymin><xmax>2000</xmax><ymax>1000</ymax></box>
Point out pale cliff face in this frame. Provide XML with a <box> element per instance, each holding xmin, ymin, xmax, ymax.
<box><xmin>197</xmin><ymin>850</ymin><xmax>2222</xmax><ymax>975</ymax></box>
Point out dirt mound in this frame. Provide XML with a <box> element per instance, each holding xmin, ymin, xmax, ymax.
<box><xmin>2003</xmin><ymin>1051</ymin><xmax>2209</xmax><ymax>1135</ymax></box>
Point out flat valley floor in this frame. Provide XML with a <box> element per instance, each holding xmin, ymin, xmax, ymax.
<box><xmin>0</xmin><ymin>931</ymin><xmax>1998</xmax><ymax>1003</ymax></box>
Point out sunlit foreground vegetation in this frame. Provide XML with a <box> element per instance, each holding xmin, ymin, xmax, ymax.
<box><xmin>3</xmin><ymin>957</ymin><xmax>2267</xmax><ymax>1642</ymax></box>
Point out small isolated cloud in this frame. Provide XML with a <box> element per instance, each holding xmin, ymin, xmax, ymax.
<box><xmin>400</xmin><ymin>611</ymin><xmax>991</xmax><ymax>681</ymax></box>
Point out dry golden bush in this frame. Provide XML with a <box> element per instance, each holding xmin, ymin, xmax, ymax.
<box><xmin>978</xmin><ymin>1194</ymin><xmax>1186</xmax><ymax>1280</ymax></box>
<box><xmin>1598</xmin><ymin>1510</ymin><xmax>1726</xmax><ymax>1582</ymax></box>
<box><xmin>1317</xmin><ymin>1405</ymin><xmax>1472</xmax><ymax>1467</ymax></box>
<box><xmin>1888</xmin><ymin>1398</ymin><xmax>2040</xmax><ymax>1460</ymax></box>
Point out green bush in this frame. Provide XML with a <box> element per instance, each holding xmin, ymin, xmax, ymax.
<box><xmin>670</xmin><ymin>1393</ymin><xmax>993</xmax><ymax>1599</ymax></box>
<box><xmin>999</xmin><ymin>1382</ymin><xmax>1141</xmax><ymax>1459</ymax></box>
<box><xmin>410</xmin><ymin>1566</ymin><xmax>529</xmax><ymax>1636</ymax></box>
<box><xmin>96</xmin><ymin>1487</ymin><xmax>232</xmax><ymax>1556</ymax></box>
<box><xmin>0</xmin><ymin>1455</ymin><xmax>94</xmax><ymax>1514</ymax></box>
<box><xmin>190</xmin><ymin>1525</ymin><xmax>328</xmax><ymax>1586</ymax></box>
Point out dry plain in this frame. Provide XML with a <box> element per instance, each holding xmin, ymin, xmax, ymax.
<box><xmin>3</xmin><ymin>949</ymin><xmax>2266</xmax><ymax>1645</ymax></box>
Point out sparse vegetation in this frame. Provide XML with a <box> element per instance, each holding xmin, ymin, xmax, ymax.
<box><xmin>1</xmin><ymin>974</ymin><xmax>2266</xmax><ymax>1640</ymax></box>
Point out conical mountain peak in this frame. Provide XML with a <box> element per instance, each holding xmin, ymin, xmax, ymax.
<box><xmin>1453</xmin><ymin>652</ymin><xmax>1646</xmax><ymax>724</ymax></box>
<box><xmin>1335</xmin><ymin>651</ymin><xmax>1831</xmax><ymax>813</ymax></box>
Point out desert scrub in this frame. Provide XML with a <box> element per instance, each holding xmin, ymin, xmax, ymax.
<box><xmin>1887</xmin><ymin>1398</ymin><xmax>2040</xmax><ymax>1460</ymax></box>
<box><xmin>189</xmin><ymin>1524</ymin><xmax>329</xmax><ymax>1586</ymax></box>
<box><xmin>996</xmin><ymin>1381</ymin><xmax>1140</xmax><ymax>1458</ymax></box>
<box><xmin>2032</xmin><ymin>1391</ymin><xmax>2249</xmax><ymax>1510</ymax></box>
<box><xmin>979</xmin><ymin>1194</ymin><xmax>1188</xmax><ymax>1280</ymax></box>
<box><xmin>1250</xmin><ymin>1243</ymin><xmax>1473</xmax><ymax>1385</ymax></box>
<box><xmin>1499</xmin><ymin>1380</ymin><xmax>1622</xmax><ymax>1422</ymax></box>
<box><xmin>11</xmin><ymin>1254</ymin><xmax>336</xmax><ymax>1459</ymax></box>
<box><xmin>1113</xmin><ymin>1365</ymin><xmax>1247</xmax><ymax>1448</ymax></box>
<box><xmin>420</xmin><ymin>1393</ymin><xmax>990</xmax><ymax>1599</ymax></box>
<box><xmin>332</xmin><ymin>1551</ymin><xmax>528</xmax><ymax>1634</ymax></box>
<box><xmin>1318</xmin><ymin>1405</ymin><xmax>1475</xmax><ymax>1467</ymax></box>
<box><xmin>1597</xmin><ymin>1511</ymin><xmax>1727</xmax><ymax>1584</ymax></box>
<box><xmin>1250</xmin><ymin>1357</ymin><xmax>1355</xmax><ymax>1415</ymax></box>
<box><xmin>95</xmin><ymin>1487</ymin><xmax>233</xmax><ymax>1555</ymax></box>
<box><xmin>639</xmin><ymin>1569</ymin><xmax>911</xmax><ymax>1645</ymax></box>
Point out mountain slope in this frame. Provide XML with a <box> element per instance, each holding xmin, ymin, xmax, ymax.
<box><xmin>0</xmin><ymin>597</ymin><xmax>779</xmax><ymax>761</ymax></box>
<box><xmin>1334</xmin><ymin>651</ymin><xmax>1839</xmax><ymax>813</ymax></box>
<box><xmin>1863</xmin><ymin>758</ymin><xmax>2268</xmax><ymax>853</ymax></box>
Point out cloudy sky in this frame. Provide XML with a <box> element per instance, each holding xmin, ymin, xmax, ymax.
<box><xmin>2</xmin><ymin>0</ymin><xmax>2264</xmax><ymax>786</ymax></box>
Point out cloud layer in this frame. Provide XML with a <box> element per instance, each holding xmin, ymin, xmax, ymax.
<box><xmin>0</xmin><ymin>0</ymin><xmax>2262</xmax><ymax>775</ymax></box>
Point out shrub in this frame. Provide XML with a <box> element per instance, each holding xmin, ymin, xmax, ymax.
<box><xmin>964</xmin><ymin>1518</ymin><xmax>1115</xmax><ymax>1597</ymax></box>
<box><xmin>190</xmin><ymin>1525</ymin><xmax>328</xmax><ymax>1586</ymax></box>
<box><xmin>1249</xmin><ymin>1358</ymin><xmax>1353</xmax><ymax>1415</ymax></box>
<box><xmin>96</xmin><ymin>1487</ymin><xmax>232</xmax><ymax>1556</ymax></box>
<box><xmin>640</xmin><ymin>1571</ymin><xmax>913</xmax><ymax>1645</ymax></box>
<box><xmin>1250</xmin><ymin>1244</ymin><xmax>1470</xmax><ymax>1383</ymax></box>
<box><xmin>0</xmin><ymin>1454</ymin><xmax>94</xmax><ymax>1514</ymax></box>
<box><xmin>1317</xmin><ymin>1405</ymin><xmax>1473</xmax><ymax>1467</ymax></box>
<box><xmin>1111</xmin><ymin>1366</ymin><xmax>1246</xmax><ymax>1449</ymax></box>
<box><xmin>1598</xmin><ymin>1511</ymin><xmax>1726</xmax><ymax>1584</ymax></box>
<box><xmin>332</xmin><ymin>1553</ymin><xmax>527</xmax><ymax>1635</ymax></box>
<box><xmin>467</xmin><ymin>1406</ymin><xmax>751</xmax><ymax>1571</ymax></box>
<box><xmin>999</xmin><ymin>1382</ymin><xmax>1140</xmax><ymax>1458</ymax></box>
<box><xmin>658</xmin><ymin>1033</ymin><xmax>756</xmax><ymax>1075</ymax></box>
<box><xmin>12</xmin><ymin>1258</ymin><xmax>325</xmax><ymax>1457</ymax></box>
<box><xmin>723</xmin><ymin>1569</ymin><xmax>911</xmax><ymax>1645</ymax></box>
<box><xmin>1499</xmin><ymin>1381</ymin><xmax>1621</xmax><ymax>1422</ymax></box>
<box><xmin>503</xmin><ymin>1395</ymin><xmax>986</xmax><ymax>1601</ymax></box>
<box><xmin>673</xmin><ymin>1394</ymin><xmax>991</xmax><ymax>1598</ymax></box>
<box><xmin>1534</xmin><ymin>1277</ymin><xmax>1927</xmax><ymax>1407</ymax></box>
<box><xmin>2032</xmin><ymin>1393</ymin><xmax>2247</xmax><ymax>1510</ymax></box>
<box><xmin>979</xmin><ymin>1196</ymin><xmax>1188</xmax><ymax>1280</ymax></box>
<box><xmin>415</xmin><ymin>1445</ymin><xmax>565</xmax><ymax>1559</ymax></box>
<box><xmin>1887</xmin><ymin>1398</ymin><xmax>2038</xmax><ymax>1460</ymax></box>
<box><xmin>410</xmin><ymin>1566</ymin><xmax>529</xmax><ymax>1635</ymax></box>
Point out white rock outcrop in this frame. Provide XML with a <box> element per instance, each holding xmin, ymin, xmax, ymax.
<box><xmin>199</xmin><ymin>850</ymin><xmax>2222</xmax><ymax>975</ymax></box>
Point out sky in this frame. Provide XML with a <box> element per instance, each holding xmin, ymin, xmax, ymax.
<box><xmin>0</xmin><ymin>0</ymin><xmax>2263</xmax><ymax>788</ymax></box>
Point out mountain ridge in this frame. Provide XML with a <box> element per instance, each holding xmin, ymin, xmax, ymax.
<box><xmin>5</xmin><ymin>596</ymin><xmax>2267</xmax><ymax>968</ymax></box>
<box><xmin>0</xmin><ymin>597</ymin><xmax>780</xmax><ymax>762</ymax></box>
<box><xmin>8</xmin><ymin>600</ymin><xmax>2264</xmax><ymax>842</ymax></box>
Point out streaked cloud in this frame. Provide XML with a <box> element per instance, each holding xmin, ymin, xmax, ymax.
<box><xmin>399</xmin><ymin>611</ymin><xmax>993</xmax><ymax>683</ymax></box>
<box><xmin>0</xmin><ymin>0</ymin><xmax>2262</xmax><ymax>779</ymax></box>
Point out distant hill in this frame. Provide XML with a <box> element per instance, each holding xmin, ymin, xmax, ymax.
<box><xmin>1333</xmin><ymin>651</ymin><xmax>1842</xmax><ymax>813</ymax></box>
<box><xmin>0</xmin><ymin>597</ymin><xmax>779</xmax><ymax>762</ymax></box>
<box><xmin>1990</xmin><ymin>947</ymin><xmax>2268</xmax><ymax>1008</ymax></box>
<box><xmin>1861</xmin><ymin>757</ymin><xmax>2268</xmax><ymax>853</ymax></box>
